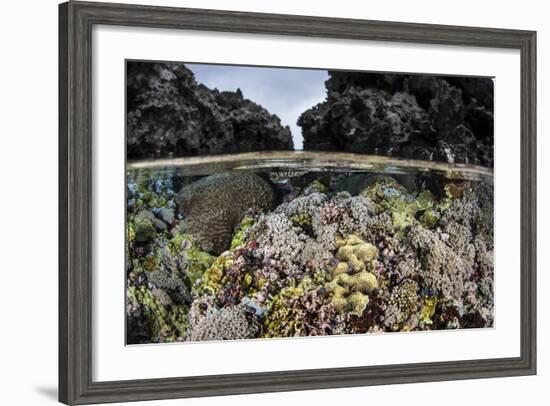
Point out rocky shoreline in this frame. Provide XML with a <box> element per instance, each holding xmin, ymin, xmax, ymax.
<box><xmin>128</xmin><ymin>63</ymin><xmax>494</xmax><ymax>167</ymax></box>
<box><xmin>298</xmin><ymin>71</ymin><xmax>494</xmax><ymax>167</ymax></box>
<box><xmin>127</xmin><ymin>62</ymin><xmax>293</xmax><ymax>160</ymax></box>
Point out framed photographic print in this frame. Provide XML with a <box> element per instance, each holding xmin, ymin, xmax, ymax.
<box><xmin>59</xmin><ymin>1</ymin><xmax>536</xmax><ymax>404</ymax></box>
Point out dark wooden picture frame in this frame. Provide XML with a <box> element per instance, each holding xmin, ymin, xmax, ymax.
<box><xmin>59</xmin><ymin>1</ymin><xmax>537</xmax><ymax>404</ymax></box>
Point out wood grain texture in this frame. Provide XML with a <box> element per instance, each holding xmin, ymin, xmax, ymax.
<box><xmin>58</xmin><ymin>1</ymin><xmax>537</xmax><ymax>404</ymax></box>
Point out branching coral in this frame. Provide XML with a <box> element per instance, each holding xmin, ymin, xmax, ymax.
<box><xmin>185</xmin><ymin>303</ymin><xmax>259</xmax><ymax>342</ymax></box>
<box><xmin>247</xmin><ymin>211</ymin><xmax>334</xmax><ymax>276</ymax></box>
<box><xmin>383</xmin><ymin>278</ymin><xmax>420</xmax><ymax>331</ymax></box>
<box><xmin>443</xmin><ymin>221</ymin><xmax>475</xmax><ymax>264</ymax></box>
<box><xmin>319</xmin><ymin>201</ymin><xmax>347</xmax><ymax>225</ymax></box>
<box><xmin>274</xmin><ymin>192</ymin><xmax>328</xmax><ymax>219</ymax></box>
<box><xmin>263</xmin><ymin>279</ymin><xmax>344</xmax><ymax>337</ymax></box>
<box><xmin>338</xmin><ymin>196</ymin><xmax>393</xmax><ymax>244</ymax></box>
<box><xmin>376</xmin><ymin>234</ymin><xmax>420</xmax><ymax>282</ymax></box>
<box><xmin>408</xmin><ymin>225</ymin><xmax>471</xmax><ymax>300</ymax></box>
<box><xmin>440</xmin><ymin>182</ymin><xmax>494</xmax><ymax>247</ymax></box>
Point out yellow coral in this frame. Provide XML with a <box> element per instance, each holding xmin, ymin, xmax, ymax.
<box><xmin>332</xmin><ymin>294</ymin><xmax>349</xmax><ymax>312</ymax></box>
<box><xmin>420</xmin><ymin>296</ymin><xmax>438</xmax><ymax>324</ymax></box>
<box><xmin>243</xmin><ymin>273</ymin><xmax>253</xmax><ymax>287</ymax></box>
<box><xmin>355</xmin><ymin>243</ymin><xmax>378</xmax><ymax>263</ymax></box>
<box><xmin>352</xmin><ymin>271</ymin><xmax>378</xmax><ymax>293</ymax></box>
<box><xmin>200</xmin><ymin>254</ymin><xmax>233</xmax><ymax>291</ymax></box>
<box><xmin>347</xmin><ymin>291</ymin><xmax>370</xmax><ymax>315</ymax></box>
<box><xmin>281</xmin><ymin>286</ymin><xmax>304</xmax><ymax>299</ymax></box>
<box><xmin>352</xmin><ymin>257</ymin><xmax>365</xmax><ymax>272</ymax></box>
<box><xmin>203</xmin><ymin>266</ymin><xmax>223</xmax><ymax>288</ymax></box>
<box><xmin>335</xmin><ymin>234</ymin><xmax>378</xmax><ymax>272</ymax></box>
<box><xmin>345</xmin><ymin>234</ymin><xmax>365</xmax><ymax>246</ymax></box>
<box><xmin>336</xmin><ymin>245</ymin><xmax>355</xmax><ymax>261</ymax></box>
<box><xmin>330</xmin><ymin>284</ymin><xmax>348</xmax><ymax>297</ymax></box>
<box><xmin>327</xmin><ymin>236</ymin><xmax>379</xmax><ymax>317</ymax></box>
<box><xmin>332</xmin><ymin>262</ymin><xmax>349</xmax><ymax>278</ymax></box>
<box><xmin>331</xmin><ymin>273</ymin><xmax>352</xmax><ymax>288</ymax></box>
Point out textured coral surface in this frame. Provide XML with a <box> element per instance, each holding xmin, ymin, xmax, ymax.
<box><xmin>126</xmin><ymin>168</ymin><xmax>494</xmax><ymax>344</ymax></box>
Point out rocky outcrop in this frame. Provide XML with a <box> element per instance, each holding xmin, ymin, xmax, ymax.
<box><xmin>127</xmin><ymin>62</ymin><xmax>293</xmax><ymax>159</ymax></box>
<box><xmin>298</xmin><ymin>71</ymin><xmax>494</xmax><ymax>167</ymax></box>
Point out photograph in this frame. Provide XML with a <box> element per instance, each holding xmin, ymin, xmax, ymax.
<box><xmin>0</xmin><ymin>0</ymin><xmax>543</xmax><ymax>404</ymax></box>
<box><xmin>125</xmin><ymin>61</ymin><xmax>495</xmax><ymax>344</ymax></box>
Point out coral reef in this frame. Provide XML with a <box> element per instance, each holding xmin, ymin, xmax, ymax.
<box><xmin>126</xmin><ymin>167</ymin><xmax>494</xmax><ymax>343</ymax></box>
<box><xmin>124</xmin><ymin>63</ymin><xmax>495</xmax><ymax>344</ymax></box>
<box><xmin>127</xmin><ymin>284</ymin><xmax>189</xmax><ymax>344</ymax></box>
<box><xmin>125</xmin><ymin>171</ymin><xmax>216</xmax><ymax>344</ymax></box>
<box><xmin>185</xmin><ymin>303</ymin><xmax>259</xmax><ymax>341</ymax></box>
<box><xmin>383</xmin><ymin>278</ymin><xmax>420</xmax><ymax>331</ymax></box>
<box><xmin>409</xmin><ymin>225</ymin><xmax>471</xmax><ymax>300</ymax></box>
<box><xmin>298</xmin><ymin>71</ymin><xmax>494</xmax><ymax>166</ymax></box>
<box><xmin>127</xmin><ymin>62</ymin><xmax>293</xmax><ymax>159</ymax></box>
<box><xmin>335</xmin><ymin>234</ymin><xmax>378</xmax><ymax>271</ymax></box>
<box><xmin>263</xmin><ymin>279</ymin><xmax>344</xmax><ymax>337</ymax></box>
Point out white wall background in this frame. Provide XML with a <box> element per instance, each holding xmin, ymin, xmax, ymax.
<box><xmin>0</xmin><ymin>0</ymin><xmax>546</xmax><ymax>405</ymax></box>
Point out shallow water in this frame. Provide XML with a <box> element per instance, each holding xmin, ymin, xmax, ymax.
<box><xmin>127</xmin><ymin>151</ymin><xmax>493</xmax><ymax>182</ymax></box>
<box><xmin>126</xmin><ymin>151</ymin><xmax>494</xmax><ymax>345</ymax></box>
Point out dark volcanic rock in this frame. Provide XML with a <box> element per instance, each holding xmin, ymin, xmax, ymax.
<box><xmin>298</xmin><ymin>71</ymin><xmax>493</xmax><ymax>167</ymax></box>
<box><xmin>127</xmin><ymin>62</ymin><xmax>293</xmax><ymax>159</ymax></box>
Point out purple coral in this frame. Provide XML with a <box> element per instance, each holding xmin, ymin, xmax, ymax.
<box><xmin>319</xmin><ymin>201</ymin><xmax>347</xmax><ymax>225</ymax></box>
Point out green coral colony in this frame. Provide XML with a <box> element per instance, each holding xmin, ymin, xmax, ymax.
<box><xmin>126</xmin><ymin>167</ymin><xmax>494</xmax><ymax>344</ymax></box>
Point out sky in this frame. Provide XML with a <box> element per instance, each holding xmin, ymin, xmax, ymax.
<box><xmin>186</xmin><ymin>63</ymin><xmax>329</xmax><ymax>150</ymax></box>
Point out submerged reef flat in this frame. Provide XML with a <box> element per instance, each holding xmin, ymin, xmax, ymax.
<box><xmin>126</xmin><ymin>167</ymin><xmax>494</xmax><ymax>344</ymax></box>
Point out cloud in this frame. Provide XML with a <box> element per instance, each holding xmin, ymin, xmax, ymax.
<box><xmin>186</xmin><ymin>63</ymin><xmax>329</xmax><ymax>150</ymax></box>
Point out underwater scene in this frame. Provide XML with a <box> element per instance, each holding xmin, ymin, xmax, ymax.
<box><xmin>125</xmin><ymin>62</ymin><xmax>494</xmax><ymax>344</ymax></box>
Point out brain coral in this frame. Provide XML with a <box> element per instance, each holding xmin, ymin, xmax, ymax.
<box><xmin>176</xmin><ymin>173</ymin><xmax>275</xmax><ymax>255</ymax></box>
